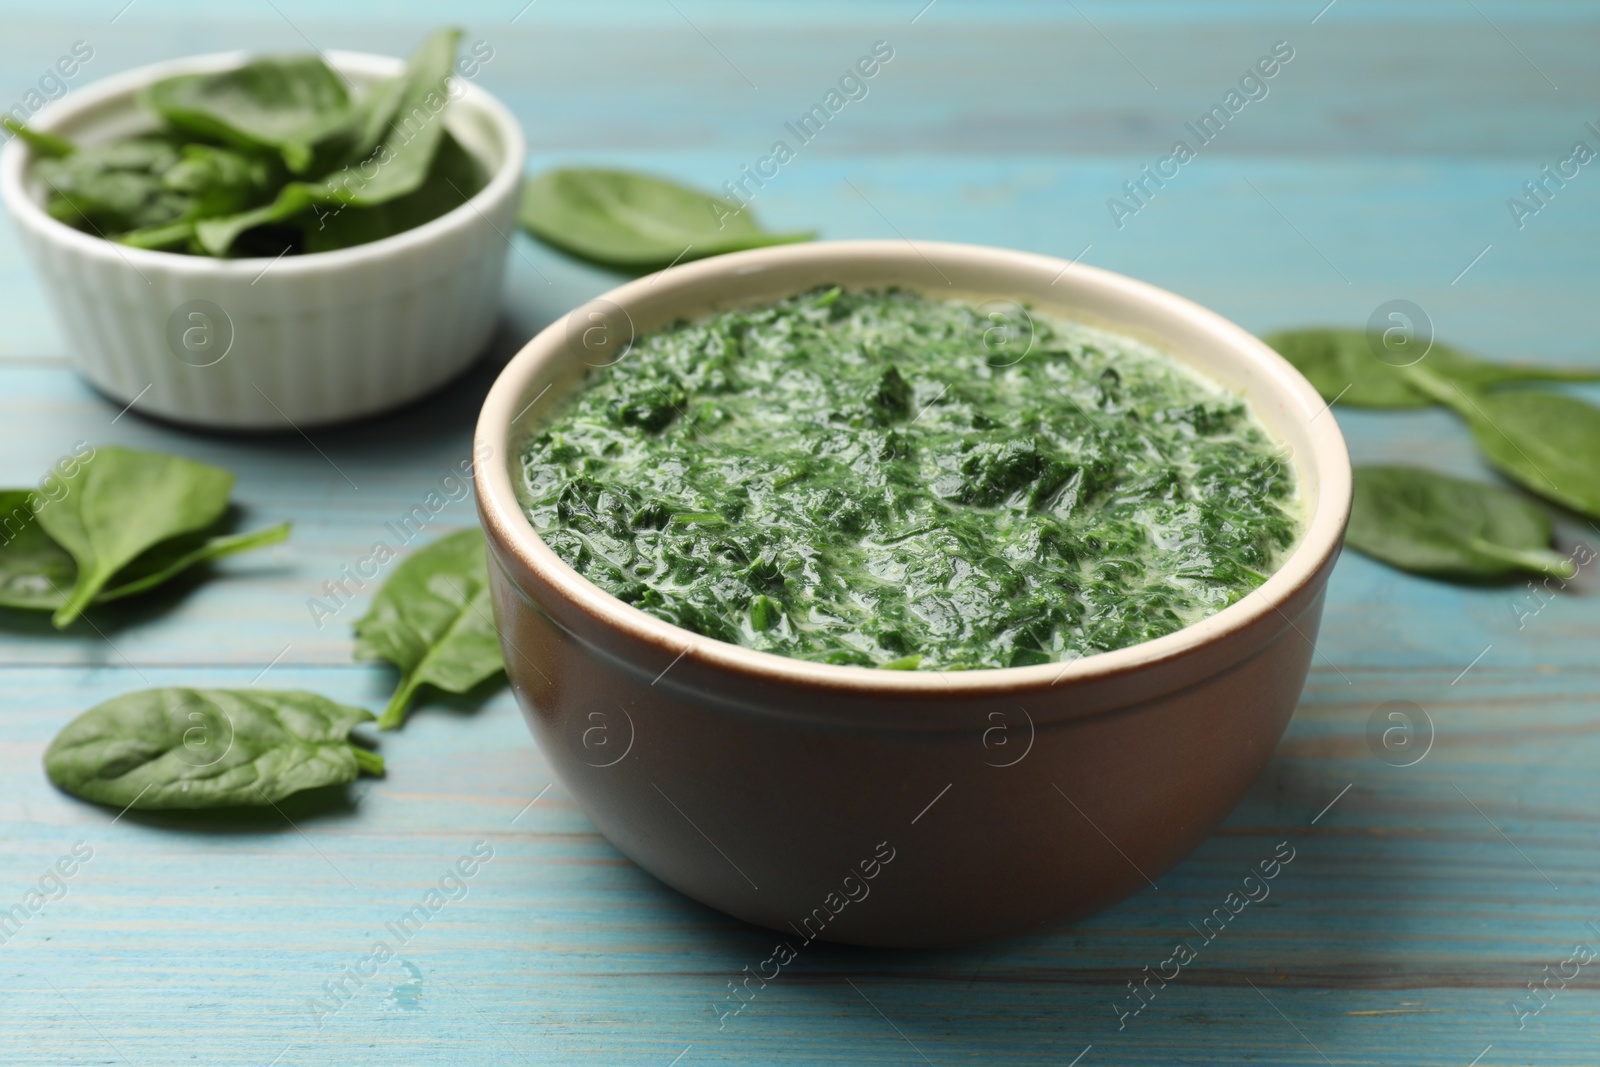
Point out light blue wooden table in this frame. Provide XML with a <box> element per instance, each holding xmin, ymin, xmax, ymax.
<box><xmin>3</xmin><ymin>2</ymin><xmax>1598</xmax><ymax>1064</ymax></box>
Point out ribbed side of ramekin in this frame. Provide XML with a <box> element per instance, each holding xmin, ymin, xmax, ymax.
<box><xmin>1</xmin><ymin>51</ymin><xmax>524</xmax><ymax>430</ymax></box>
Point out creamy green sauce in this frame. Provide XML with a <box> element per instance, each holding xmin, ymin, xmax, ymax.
<box><xmin>518</xmin><ymin>287</ymin><xmax>1299</xmax><ymax>670</ymax></box>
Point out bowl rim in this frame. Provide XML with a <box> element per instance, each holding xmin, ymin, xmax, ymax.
<box><xmin>0</xmin><ymin>49</ymin><xmax>525</xmax><ymax>273</ymax></box>
<box><xmin>475</xmin><ymin>239</ymin><xmax>1352</xmax><ymax>696</ymax></box>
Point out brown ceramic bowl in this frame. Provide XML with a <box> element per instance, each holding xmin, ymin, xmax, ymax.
<box><xmin>474</xmin><ymin>240</ymin><xmax>1350</xmax><ymax>949</ymax></box>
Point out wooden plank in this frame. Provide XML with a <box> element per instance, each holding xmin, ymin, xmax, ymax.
<box><xmin>7</xmin><ymin>153</ymin><xmax>1600</xmax><ymax>359</ymax></box>
<box><xmin>2</xmin><ymin>666</ymin><xmax>1597</xmax><ymax>1064</ymax></box>
<box><xmin>1</xmin><ymin>3</ymin><xmax>1598</xmax><ymax>1065</ymax></box>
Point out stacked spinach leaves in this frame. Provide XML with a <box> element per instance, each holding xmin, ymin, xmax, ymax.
<box><xmin>11</xmin><ymin>28</ymin><xmax>484</xmax><ymax>257</ymax></box>
<box><xmin>1265</xmin><ymin>328</ymin><xmax>1600</xmax><ymax>581</ymax></box>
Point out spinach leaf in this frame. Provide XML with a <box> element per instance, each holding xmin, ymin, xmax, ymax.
<box><xmin>35</xmin><ymin>447</ymin><xmax>235</xmax><ymax>628</ymax></box>
<box><xmin>1347</xmin><ymin>466</ymin><xmax>1574</xmax><ymax>579</ymax></box>
<box><xmin>116</xmin><ymin>217</ymin><xmax>200</xmax><ymax>251</ymax></box>
<box><xmin>354</xmin><ymin>528</ymin><xmax>504</xmax><ymax>729</ymax></box>
<box><xmin>112</xmin><ymin>144</ymin><xmax>287</xmax><ymax>251</ymax></box>
<box><xmin>349</xmin><ymin>75</ymin><xmax>407</xmax><ymax>164</ymax></box>
<box><xmin>139</xmin><ymin>56</ymin><xmax>357</xmax><ymax>173</ymax></box>
<box><xmin>28</xmin><ymin>29</ymin><xmax>477</xmax><ymax>257</ymax></box>
<box><xmin>44</xmin><ymin>688</ymin><xmax>382</xmax><ymax>810</ymax></box>
<box><xmin>0</xmin><ymin>488</ymin><xmax>289</xmax><ymax>612</ymax></box>
<box><xmin>162</xmin><ymin>143</ymin><xmax>284</xmax><ymax>213</ymax></box>
<box><xmin>97</xmin><ymin>523</ymin><xmax>291</xmax><ymax>602</ymax></box>
<box><xmin>2</xmin><ymin>117</ymin><xmax>76</xmax><ymax>158</ymax></box>
<box><xmin>1264</xmin><ymin>328</ymin><xmax>1426</xmax><ymax>408</ymax></box>
<box><xmin>34</xmin><ymin>137</ymin><xmax>189</xmax><ymax>234</ymax></box>
<box><xmin>194</xmin><ymin>181</ymin><xmax>317</xmax><ymax>256</ymax></box>
<box><xmin>1263</xmin><ymin>328</ymin><xmax>1600</xmax><ymax>409</ymax></box>
<box><xmin>188</xmin><ymin>30</ymin><xmax>469</xmax><ymax>255</ymax></box>
<box><xmin>325</xmin><ymin>27</ymin><xmax>461</xmax><ymax>206</ymax></box>
<box><xmin>1439</xmin><ymin>356</ymin><xmax>1600</xmax><ymax>391</ymax></box>
<box><xmin>0</xmin><ymin>490</ymin><xmax>76</xmax><ymax>611</ymax></box>
<box><xmin>302</xmin><ymin>132</ymin><xmax>482</xmax><ymax>253</ymax></box>
<box><xmin>1403</xmin><ymin>366</ymin><xmax>1600</xmax><ymax>520</ymax></box>
<box><xmin>518</xmin><ymin>168</ymin><xmax>815</xmax><ymax>270</ymax></box>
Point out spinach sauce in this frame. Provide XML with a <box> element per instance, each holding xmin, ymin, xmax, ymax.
<box><xmin>519</xmin><ymin>287</ymin><xmax>1300</xmax><ymax>671</ymax></box>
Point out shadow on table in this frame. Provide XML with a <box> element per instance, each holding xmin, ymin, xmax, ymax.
<box><xmin>77</xmin><ymin>780</ymin><xmax>368</xmax><ymax>833</ymax></box>
<box><xmin>629</xmin><ymin>748</ymin><xmax>1437</xmax><ymax>1061</ymax></box>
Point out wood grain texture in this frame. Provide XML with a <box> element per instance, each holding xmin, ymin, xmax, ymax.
<box><xmin>1</xmin><ymin>2</ymin><xmax>1597</xmax><ymax>1064</ymax></box>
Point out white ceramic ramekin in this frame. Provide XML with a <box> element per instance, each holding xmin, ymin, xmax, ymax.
<box><xmin>0</xmin><ymin>50</ymin><xmax>524</xmax><ymax>429</ymax></box>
